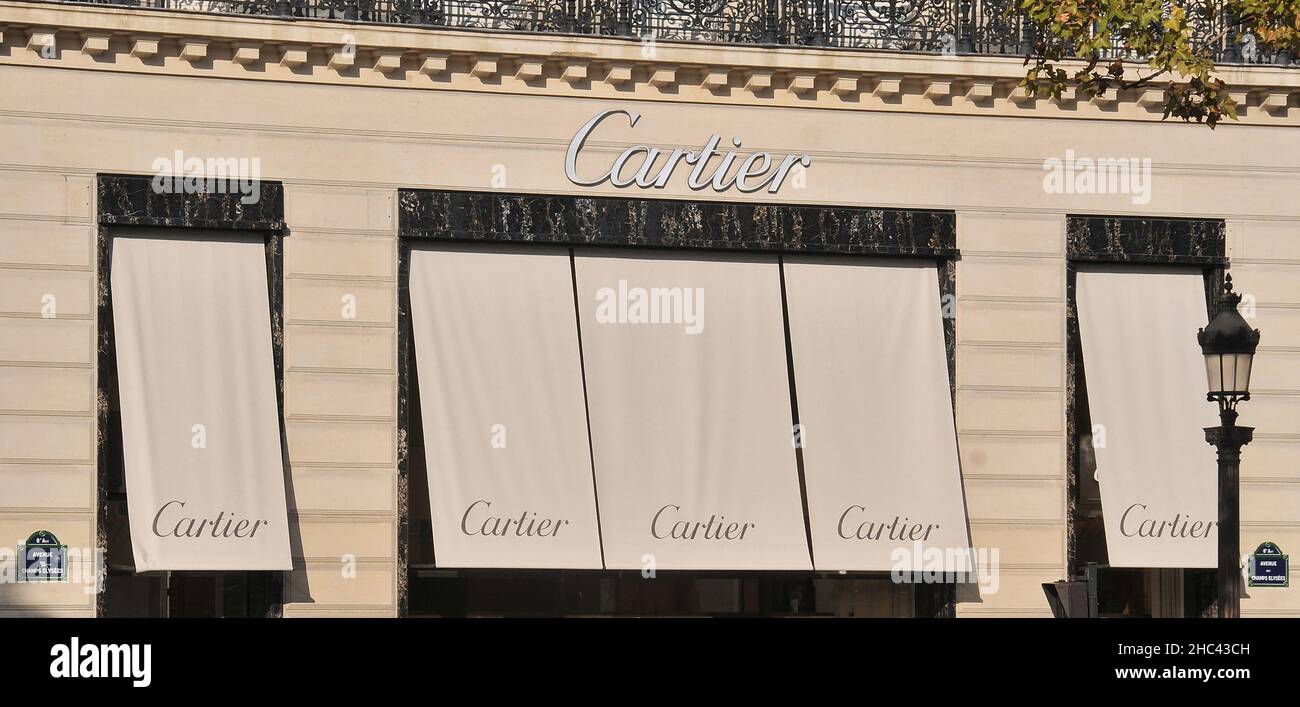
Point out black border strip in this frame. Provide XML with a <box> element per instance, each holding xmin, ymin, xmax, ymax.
<box><xmin>95</xmin><ymin>174</ymin><xmax>288</xmax><ymax>617</ymax></box>
<box><xmin>396</xmin><ymin>241</ymin><xmax>413</xmax><ymax>616</ymax></box>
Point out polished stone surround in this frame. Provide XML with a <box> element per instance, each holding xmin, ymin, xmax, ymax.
<box><xmin>399</xmin><ymin>189</ymin><xmax>957</xmax><ymax>256</ymax></box>
<box><xmin>1066</xmin><ymin>215</ymin><xmax>1227</xmax><ymax>266</ymax></box>
<box><xmin>97</xmin><ymin>172</ymin><xmax>285</xmax><ymax>230</ymax></box>
<box><xmin>94</xmin><ymin>172</ymin><xmax>287</xmax><ymax>617</ymax></box>
<box><xmin>1063</xmin><ymin>214</ymin><xmax>1226</xmax><ymax>574</ymax></box>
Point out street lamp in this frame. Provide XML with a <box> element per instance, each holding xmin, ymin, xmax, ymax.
<box><xmin>1197</xmin><ymin>272</ymin><xmax>1260</xmax><ymax>619</ymax></box>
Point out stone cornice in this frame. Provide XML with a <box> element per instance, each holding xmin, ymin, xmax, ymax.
<box><xmin>2</xmin><ymin>1</ymin><xmax>1298</xmax><ymax>124</ymax></box>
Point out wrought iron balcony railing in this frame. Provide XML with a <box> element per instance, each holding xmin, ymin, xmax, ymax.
<box><xmin>39</xmin><ymin>0</ymin><xmax>1297</xmax><ymax>65</ymax></box>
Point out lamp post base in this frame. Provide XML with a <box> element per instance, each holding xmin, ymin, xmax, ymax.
<box><xmin>1205</xmin><ymin>422</ymin><xmax>1253</xmax><ymax>619</ymax></box>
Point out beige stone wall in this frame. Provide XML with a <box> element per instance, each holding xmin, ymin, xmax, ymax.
<box><xmin>954</xmin><ymin>212</ymin><xmax>1067</xmax><ymax>617</ymax></box>
<box><xmin>0</xmin><ymin>171</ymin><xmax>98</xmax><ymax>616</ymax></box>
<box><xmin>280</xmin><ymin>186</ymin><xmax>399</xmax><ymax>617</ymax></box>
<box><xmin>1</xmin><ymin>2</ymin><xmax>1296</xmax><ymax>617</ymax></box>
<box><xmin>1229</xmin><ymin>222</ymin><xmax>1300</xmax><ymax>617</ymax></box>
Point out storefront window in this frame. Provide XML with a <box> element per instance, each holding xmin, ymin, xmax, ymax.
<box><xmin>98</xmin><ymin>227</ymin><xmax>288</xmax><ymax>617</ymax></box>
<box><xmin>401</xmin><ymin>241</ymin><xmax>961</xmax><ymax>617</ymax></box>
<box><xmin>1067</xmin><ymin>258</ymin><xmax>1225</xmax><ymax>618</ymax></box>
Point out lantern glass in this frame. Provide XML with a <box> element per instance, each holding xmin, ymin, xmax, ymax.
<box><xmin>1204</xmin><ymin>352</ymin><xmax>1254</xmax><ymax>397</ymax></box>
<box><xmin>1204</xmin><ymin>353</ymin><xmax>1224</xmax><ymax>396</ymax></box>
<box><xmin>1231</xmin><ymin>352</ymin><xmax>1253</xmax><ymax>394</ymax></box>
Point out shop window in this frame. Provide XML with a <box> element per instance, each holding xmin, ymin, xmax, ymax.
<box><xmin>402</xmin><ymin>243</ymin><xmax>961</xmax><ymax>617</ymax></box>
<box><xmin>1095</xmin><ymin>568</ymin><xmax>1153</xmax><ymax>617</ymax></box>
<box><xmin>1070</xmin><ymin>265</ymin><xmax>1222</xmax><ymax>617</ymax></box>
<box><xmin>100</xmin><ymin>228</ymin><xmax>289</xmax><ymax>617</ymax></box>
<box><xmin>407</xmin><ymin>570</ymin><xmax>918</xmax><ymax>617</ymax></box>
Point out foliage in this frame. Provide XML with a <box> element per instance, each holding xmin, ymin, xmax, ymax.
<box><xmin>1018</xmin><ymin>0</ymin><xmax>1300</xmax><ymax>127</ymax></box>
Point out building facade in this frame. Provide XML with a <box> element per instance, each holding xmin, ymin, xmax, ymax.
<box><xmin>1</xmin><ymin>0</ymin><xmax>1297</xmax><ymax>617</ymax></box>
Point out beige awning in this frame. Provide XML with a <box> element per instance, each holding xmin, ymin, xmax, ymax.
<box><xmin>783</xmin><ymin>257</ymin><xmax>972</xmax><ymax>572</ymax></box>
<box><xmin>409</xmin><ymin>245</ymin><xmax>604</xmax><ymax>569</ymax></box>
<box><xmin>111</xmin><ymin>232</ymin><xmax>291</xmax><ymax>571</ymax></box>
<box><xmin>1077</xmin><ymin>267</ymin><xmax>1219</xmax><ymax>568</ymax></box>
<box><xmin>574</xmin><ymin>252</ymin><xmax>812</xmax><ymax>571</ymax></box>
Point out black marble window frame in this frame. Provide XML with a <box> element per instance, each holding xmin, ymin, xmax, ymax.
<box><xmin>1067</xmin><ymin>214</ymin><xmax>1227</xmax><ymax>266</ymax></box>
<box><xmin>396</xmin><ymin>188</ymin><xmax>963</xmax><ymax>617</ymax></box>
<box><xmin>1064</xmin><ymin>214</ymin><xmax>1227</xmax><ymax>610</ymax></box>
<box><xmin>398</xmin><ymin>189</ymin><xmax>958</xmax><ymax>257</ymax></box>
<box><xmin>97</xmin><ymin>172</ymin><xmax>286</xmax><ymax>232</ymax></box>
<box><xmin>94</xmin><ymin>173</ymin><xmax>288</xmax><ymax>617</ymax></box>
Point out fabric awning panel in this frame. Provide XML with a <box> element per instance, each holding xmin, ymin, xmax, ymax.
<box><xmin>783</xmin><ymin>258</ymin><xmax>972</xmax><ymax>572</ymax></box>
<box><xmin>574</xmin><ymin>252</ymin><xmax>812</xmax><ymax>571</ymax></box>
<box><xmin>409</xmin><ymin>245</ymin><xmax>604</xmax><ymax>569</ymax></box>
<box><xmin>111</xmin><ymin>231</ymin><xmax>291</xmax><ymax>571</ymax></box>
<box><xmin>1076</xmin><ymin>268</ymin><xmax>1218</xmax><ymax>568</ymax></box>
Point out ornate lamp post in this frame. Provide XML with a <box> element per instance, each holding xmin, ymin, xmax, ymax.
<box><xmin>1197</xmin><ymin>273</ymin><xmax>1260</xmax><ymax>619</ymax></box>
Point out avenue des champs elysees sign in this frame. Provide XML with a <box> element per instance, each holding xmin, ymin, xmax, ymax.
<box><xmin>565</xmin><ymin>108</ymin><xmax>812</xmax><ymax>193</ymax></box>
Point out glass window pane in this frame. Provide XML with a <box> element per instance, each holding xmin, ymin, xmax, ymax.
<box><xmin>1234</xmin><ymin>353</ymin><xmax>1253</xmax><ymax>393</ymax></box>
<box><xmin>1221</xmin><ymin>354</ymin><xmax>1238</xmax><ymax>394</ymax></box>
<box><xmin>1204</xmin><ymin>354</ymin><xmax>1223</xmax><ymax>394</ymax></box>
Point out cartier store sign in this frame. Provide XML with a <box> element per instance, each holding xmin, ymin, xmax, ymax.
<box><xmin>565</xmin><ymin>108</ymin><xmax>812</xmax><ymax>194</ymax></box>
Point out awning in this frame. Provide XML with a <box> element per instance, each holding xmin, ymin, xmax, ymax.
<box><xmin>1076</xmin><ymin>268</ymin><xmax>1219</xmax><ymax>568</ymax></box>
<box><xmin>574</xmin><ymin>252</ymin><xmax>812</xmax><ymax>571</ymax></box>
<box><xmin>783</xmin><ymin>258</ymin><xmax>972</xmax><ymax>572</ymax></box>
<box><xmin>408</xmin><ymin>246</ymin><xmax>603</xmax><ymax>569</ymax></box>
<box><xmin>110</xmin><ymin>232</ymin><xmax>291</xmax><ymax>571</ymax></box>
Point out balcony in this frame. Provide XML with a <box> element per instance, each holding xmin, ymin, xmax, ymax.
<box><xmin>29</xmin><ymin>0</ymin><xmax>1298</xmax><ymax>65</ymax></box>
